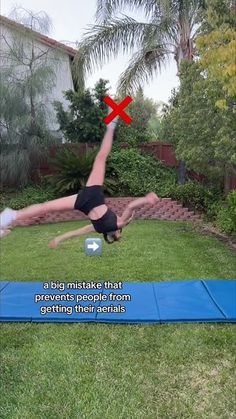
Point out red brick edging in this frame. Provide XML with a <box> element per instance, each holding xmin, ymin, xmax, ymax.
<box><xmin>13</xmin><ymin>198</ymin><xmax>201</xmax><ymax>227</ymax></box>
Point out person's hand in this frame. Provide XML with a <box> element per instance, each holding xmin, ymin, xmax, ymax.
<box><xmin>48</xmin><ymin>238</ymin><xmax>60</xmax><ymax>249</ymax></box>
<box><xmin>145</xmin><ymin>192</ymin><xmax>159</xmax><ymax>205</ymax></box>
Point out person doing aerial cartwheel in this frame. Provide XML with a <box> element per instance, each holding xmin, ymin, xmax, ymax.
<box><xmin>0</xmin><ymin>116</ymin><xmax>159</xmax><ymax>246</ymax></box>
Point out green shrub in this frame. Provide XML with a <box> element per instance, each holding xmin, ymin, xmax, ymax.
<box><xmin>216</xmin><ymin>190</ymin><xmax>236</xmax><ymax>234</ymax></box>
<box><xmin>0</xmin><ymin>185</ymin><xmax>57</xmax><ymax>210</ymax></box>
<box><xmin>45</xmin><ymin>147</ymin><xmax>177</xmax><ymax>198</ymax></box>
<box><xmin>167</xmin><ymin>181</ymin><xmax>221</xmax><ymax>213</ymax></box>
<box><xmin>205</xmin><ymin>200</ymin><xmax>223</xmax><ymax>221</ymax></box>
<box><xmin>54</xmin><ymin>79</ymin><xmax>108</xmax><ymax>144</ymax></box>
<box><xmin>46</xmin><ymin>147</ymin><xmax>119</xmax><ymax>196</ymax></box>
<box><xmin>46</xmin><ymin>148</ymin><xmax>98</xmax><ymax>195</ymax></box>
<box><xmin>106</xmin><ymin>148</ymin><xmax>177</xmax><ymax>196</ymax></box>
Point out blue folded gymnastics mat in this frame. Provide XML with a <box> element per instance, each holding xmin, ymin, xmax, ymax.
<box><xmin>0</xmin><ymin>280</ymin><xmax>235</xmax><ymax>324</ymax></box>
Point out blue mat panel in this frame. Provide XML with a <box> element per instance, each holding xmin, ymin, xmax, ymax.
<box><xmin>0</xmin><ymin>282</ymin><xmax>100</xmax><ymax>323</ymax></box>
<box><xmin>96</xmin><ymin>282</ymin><xmax>160</xmax><ymax>323</ymax></box>
<box><xmin>202</xmin><ymin>280</ymin><xmax>236</xmax><ymax>320</ymax></box>
<box><xmin>0</xmin><ymin>280</ymin><xmax>235</xmax><ymax>324</ymax></box>
<box><xmin>0</xmin><ymin>281</ymin><xmax>9</xmax><ymax>292</ymax></box>
<box><xmin>153</xmin><ymin>280</ymin><xmax>227</xmax><ymax>322</ymax></box>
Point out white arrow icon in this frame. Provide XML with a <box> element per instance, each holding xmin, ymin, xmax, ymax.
<box><xmin>87</xmin><ymin>241</ymin><xmax>99</xmax><ymax>252</ymax></box>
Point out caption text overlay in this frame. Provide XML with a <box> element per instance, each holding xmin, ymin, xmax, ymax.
<box><xmin>34</xmin><ymin>281</ymin><xmax>131</xmax><ymax>315</ymax></box>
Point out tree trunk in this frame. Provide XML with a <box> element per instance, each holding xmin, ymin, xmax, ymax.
<box><xmin>178</xmin><ymin>160</ymin><xmax>187</xmax><ymax>185</ymax></box>
<box><xmin>224</xmin><ymin>165</ymin><xmax>232</xmax><ymax>195</ymax></box>
<box><xmin>175</xmin><ymin>38</ymin><xmax>194</xmax><ymax>184</ymax></box>
<box><xmin>29</xmin><ymin>49</ymin><xmax>37</xmax><ymax>134</ymax></box>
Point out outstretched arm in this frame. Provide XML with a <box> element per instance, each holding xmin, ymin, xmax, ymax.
<box><xmin>48</xmin><ymin>224</ymin><xmax>95</xmax><ymax>248</ymax></box>
<box><xmin>118</xmin><ymin>193</ymin><xmax>159</xmax><ymax>227</ymax></box>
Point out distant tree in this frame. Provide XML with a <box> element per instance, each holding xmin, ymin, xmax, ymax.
<box><xmin>196</xmin><ymin>0</ymin><xmax>236</xmax><ymax>191</ymax></box>
<box><xmin>94</xmin><ymin>78</ymin><xmax>110</xmax><ymax>113</ymax></box>
<box><xmin>161</xmin><ymin>1</ymin><xmax>236</xmax><ymax>191</ymax></box>
<box><xmin>147</xmin><ymin>114</ymin><xmax>163</xmax><ymax>141</ymax></box>
<box><xmin>54</xmin><ymin>79</ymin><xmax>109</xmax><ymax>143</ymax></box>
<box><xmin>0</xmin><ymin>7</ymin><xmax>57</xmax><ymax>188</ymax></box>
<box><xmin>146</xmin><ymin>100</ymin><xmax>165</xmax><ymax>141</ymax></box>
<box><xmin>161</xmin><ymin>60</ymin><xmax>236</xmax><ymax>188</ymax></box>
<box><xmin>115</xmin><ymin>87</ymin><xmax>158</xmax><ymax>145</ymax></box>
<box><xmin>196</xmin><ymin>0</ymin><xmax>236</xmax><ymax>108</ymax></box>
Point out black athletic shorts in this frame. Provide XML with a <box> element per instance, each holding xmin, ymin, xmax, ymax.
<box><xmin>74</xmin><ymin>185</ymin><xmax>105</xmax><ymax>215</ymax></box>
<box><xmin>74</xmin><ymin>185</ymin><xmax>118</xmax><ymax>233</ymax></box>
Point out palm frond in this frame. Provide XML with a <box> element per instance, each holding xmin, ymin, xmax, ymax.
<box><xmin>73</xmin><ymin>17</ymin><xmax>152</xmax><ymax>82</ymax></box>
<box><xmin>75</xmin><ymin>0</ymin><xmax>206</xmax><ymax>89</ymax></box>
<box><xmin>96</xmin><ymin>0</ymin><xmax>114</xmax><ymax>23</ymax></box>
<box><xmin>117</xmin><ymin>44</ymin><xmax>168</xmax><ymax>95</ymax></box>
<box><xmin>95</xmin><ymin>0</ymin><xmax>160</xmax><ymax>23</ymax></box>
<box><xmin>146</xmin><ymin>13</ymin><xmax>179</xmax><ymax>47</ymax></box>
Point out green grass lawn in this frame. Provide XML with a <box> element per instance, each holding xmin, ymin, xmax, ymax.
<box><xmin>0</xmin><ymin>220</ymin><xmax>235</xmax><ymax>419</ymax></box>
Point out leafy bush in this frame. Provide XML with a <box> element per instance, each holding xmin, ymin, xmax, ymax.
<box><xmin>205</xmin><ymin>200</ymin><xmax>223</xmax><ymax>221</ymax></box>
<box><xmin>46</xmin><ymin>147</ymin><xmax>118</xmax><ymax>196</ymax></box>
<box><xmin>0</xmin><ymin>185</ymin><xmax>57</xmax><ymax>210</ymax></box>
<box><xmin>115</xmin><ymin>124</ymin><xmax>149</xmax><ymax>146</ymax></box>
<box><xmin>216</xmin><ymin>190</ymin><xmax>236</xmax><ymax>234</ymax></box>
<box><xmin>167</xmin><ymin>181</ymin><xmax>222</xmax><ymax>213</ymax></box>
<box><xmin>46</xmin><ymin>148</ymin><xmax>98</xmax><ymax>195</ymax></box>
<box><xmin>54</xmin><ymin>79</ymin><xmax>108</xmax><ymax>144</ymax></box>
<box><xmin>106</xmin><ymin>148</ymin><xmax>177</xmax><ymax>196</ymax></box>
<box><xmin>45</xmin><ymin>147</ymin><xmax>177</xmax><ymax>198</ymax></box>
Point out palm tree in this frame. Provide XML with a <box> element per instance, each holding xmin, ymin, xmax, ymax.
<box><xmin>74</xmin><ymin>0</ymin><xmax>207</xmax><ymax>183</ymax></box>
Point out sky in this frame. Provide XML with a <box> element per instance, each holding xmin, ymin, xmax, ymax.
<box><xmin>0</xmin><ymin>0</ymin><xmax>179</xmax><ymax>104</ymax></box>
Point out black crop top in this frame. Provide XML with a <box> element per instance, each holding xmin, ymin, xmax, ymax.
<box><xmin>91</xmin><ymin>208</ymin><xmax>118</xmax><ymax>234</ymax></box>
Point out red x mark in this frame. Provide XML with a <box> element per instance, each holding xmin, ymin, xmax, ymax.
<box><xmin>103</xmin><ymin>96</ymin><xmax>133</xmax><ymax>125</ymax></box>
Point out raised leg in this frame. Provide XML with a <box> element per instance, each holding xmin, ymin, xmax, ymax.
<box><xmin>119</xmin><ymin>193</ymin><xmax>159</xmax><ymax>227</ymax></box>
<box><xmin>16</xmin><ymin>194</ymin><xmax>78</xmax><ymax>221</ymax></box>
<box><xmin>129</xmin><ymin>193</ymin><xmax>159</xmax><ymax>210</ymax></box>
<box><xmin>86</xmin><ymin>127</ymin><xmax>115</xmax><ymax>187</ymax></box>
<box><xmin>0</xmin><ymin>194</ymin><xmax>78</xmax><ymax>230</ymax></box>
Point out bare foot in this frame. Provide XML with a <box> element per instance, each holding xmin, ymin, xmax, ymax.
<box><xmin>48</xmin><ymin>239</ymin><xmax>59</xmax><ymax>249</ymax></box>
<box><xmin>145</xmin><ymin>192</ymin><xmax>159</xmax><ymax>205</ymax></box>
